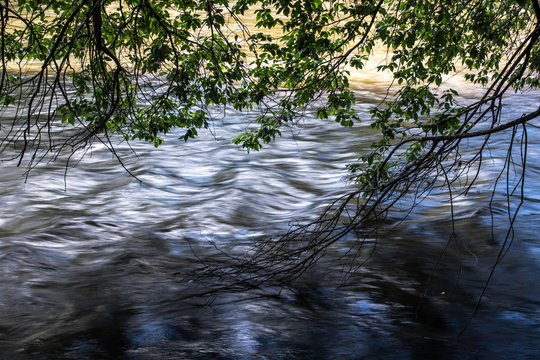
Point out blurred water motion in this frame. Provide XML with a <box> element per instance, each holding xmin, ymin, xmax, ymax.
<box><xmin>1</xmin><ymin>72</ymin><xmax>540</xmax><ymax>359</ymax></box>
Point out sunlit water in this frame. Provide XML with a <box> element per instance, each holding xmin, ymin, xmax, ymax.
<box><xmin>1</xmin><ymin>75</ymin><xmax>540</xmax><ymax>359</ymax></box>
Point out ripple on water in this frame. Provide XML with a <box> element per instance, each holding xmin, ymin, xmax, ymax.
<box><xmin>1</xmin><ymin>92</ymin><xmax>540</xmax><ymax>358</ymax></box>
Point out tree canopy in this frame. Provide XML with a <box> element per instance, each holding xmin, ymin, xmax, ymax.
<box><xmin>1</xmin><ymin>0</ymin><xmax>539</xmax><ymax>292</ymax></box>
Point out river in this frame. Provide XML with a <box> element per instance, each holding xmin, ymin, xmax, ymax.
<box><xmin>1</xmin><ymin>68</ymin><xmax>540</xmax><ymax>358</ymax></box>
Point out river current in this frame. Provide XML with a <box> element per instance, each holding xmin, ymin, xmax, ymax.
<box><xmin>1</xmin><ymin>75</ymin><xmax>540</xmax><ymax>358</ymax></box>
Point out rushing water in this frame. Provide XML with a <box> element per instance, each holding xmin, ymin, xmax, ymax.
<box><xmin>1</xmin><ymin>76</ymin><xmax>540</xmax><ymax>359</ymax></box>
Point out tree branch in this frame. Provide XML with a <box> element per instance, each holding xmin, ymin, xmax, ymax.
<box><xmin>531</xmin><ymin>0</ymin><xmax>540</xmax><ymax>23</ymax></box>
<box><xmin>413</xmin><ymin>106</ymin><xmax>540</xmax><ymax>143</ymax></box>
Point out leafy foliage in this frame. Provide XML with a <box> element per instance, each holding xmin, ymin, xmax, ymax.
<box><xmin>0</xmin><ymin>1</ymin><xmax>537</xmax><ymax>172</ymax></box>
<box><xmin>0</xmin><ymin>0</ymin><xmax>538</xmax><ymax>212</ymax></box>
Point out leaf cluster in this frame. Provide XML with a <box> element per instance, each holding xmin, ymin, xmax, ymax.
<box><xmin>0</xmin><ymin>0</ymin><xmax>538</xmax><ymax>181</ymax></box>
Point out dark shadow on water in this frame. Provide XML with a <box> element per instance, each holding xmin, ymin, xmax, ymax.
<box><xmin>1</xmin><ymin>214</ymin><xmax>539</xmax><ymax>360</ymax></box>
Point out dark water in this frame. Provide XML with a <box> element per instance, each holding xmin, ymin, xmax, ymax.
<box><xmin>1</xmin><ymin>87</ymin><xmax>540</xmax><ymax>359</ymax></box>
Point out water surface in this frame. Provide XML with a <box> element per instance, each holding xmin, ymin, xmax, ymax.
<box><xmin>1</xmin><ymin>78</ymin><xmax>539</xmax><ymax>359</ymax></box>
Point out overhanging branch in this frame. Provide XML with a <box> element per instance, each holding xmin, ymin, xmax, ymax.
<box><xmin>412</xmin><ymin>106</ymin><xmax>540</xmax><ymax>143</ymax></box>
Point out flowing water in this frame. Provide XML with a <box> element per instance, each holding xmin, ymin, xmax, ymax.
<box><xmin>1</xmin><ymin>72</ymin><xmax>540</xmax><ymax>358</ymax></box>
